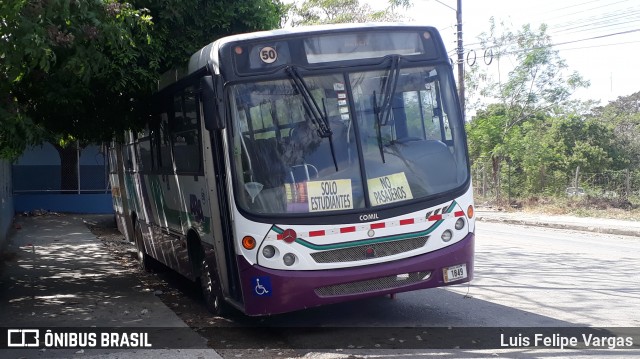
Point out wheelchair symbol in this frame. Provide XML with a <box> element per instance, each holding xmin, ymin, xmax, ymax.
<box><xmin>255</xmin><ymin>279</ymin><xmax>269</xmax><ymax>295</ymax></box>
<box><xmin>252</xmin><ymin>276</ymin><xmax>272</xmax><ymax>296</ymax></box>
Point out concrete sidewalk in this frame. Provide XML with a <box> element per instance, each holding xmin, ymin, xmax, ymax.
<box><xmin>0</xmin><ymin>214</ymin><xmax>222</xmax><ymax>359</ymax></box>
<box><xmin>477</xmin><ymin>209</ymin><xmax>640</xmax><ymax>237</ymax></box>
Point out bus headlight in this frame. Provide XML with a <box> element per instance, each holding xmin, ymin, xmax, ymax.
<box><xmin>283</xmin><ymin>253</ymin><xmax>296</xmax><ymax>266</ymax></box>
<box><xmin>441</xmin><ymin>230</ymin><xmax>453</xmax><ymax>242</ymax></box>
<box><xmin>455</xmin><ymin>218</ymin><xmax>465</xmax><ymax>230</ymax></box>
<box><xmin>262</xmin><ymin>245</ymin><xmax>276</xmax><ymax>259</ymax></box>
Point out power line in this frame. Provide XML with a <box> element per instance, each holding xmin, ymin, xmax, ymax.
<box><xmin>465</xmin><ymin>28</ymin><xmax>640</xmax><ymax>56</ymax></box>
<box><xmin>551</xmin><ymin>39</ymin><xmax>640</xmax><ymax>52</ymax></box>
<box><xmin>456</xmin><ymin>0</ymin><xmax>639</xmax><ymax>46</ymax></box>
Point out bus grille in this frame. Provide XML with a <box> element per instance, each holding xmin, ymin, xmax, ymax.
<box><xmin>315</xmin><ymin>271</ymin><xmax>432</xmax><ymax>297</ymax></box>
<box><xmin>310</xmin><ymin>236</ymin><xmax>428</xmax><ymax>263</ymax></box>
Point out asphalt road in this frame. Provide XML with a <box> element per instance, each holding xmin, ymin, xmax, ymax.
<box><xmin>242</xmin><ymin>221</ymin><xmax>640</xmax><ymax>327</ymax></box>
<box><xmin>5</xmin><ymin>216</ymin><xmax>638</xmax><ymax>358</ymax></box>
<box><xmin>210</xmin><ymin>221</ymin><xmax>640</xmax><ymax>357</ymax></box>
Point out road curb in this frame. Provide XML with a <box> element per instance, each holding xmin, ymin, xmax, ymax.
<box><xmin>477</xmin><ymin>216</ymin><xmax>640</xmax><ymax>238</ymax></box>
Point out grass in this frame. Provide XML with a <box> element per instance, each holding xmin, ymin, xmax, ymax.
<box><xmin>476</xmin><ymin>195</ymin><xmax>640</xmax><ymax>221</ymax></box>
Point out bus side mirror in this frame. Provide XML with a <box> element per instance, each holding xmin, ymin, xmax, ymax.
<box><xmin>201</xmin><ymin>75</ymin><xmax>225</xmax><ymax>131</ymax></box>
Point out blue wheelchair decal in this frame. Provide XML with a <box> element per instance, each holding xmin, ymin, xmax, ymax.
<box><xmin>251</xmin><ymin>276</ymin><xmax>272</xmax><ymax>297</ymax></box>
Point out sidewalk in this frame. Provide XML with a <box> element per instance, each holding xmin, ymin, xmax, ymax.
<box><xmin>476</xmin><ymin>209</ymin><xmax>640</xmax><ymax>237</ymax></box>
<box><xmin>0</xmin><ymin>214</ymin><xmax>222</xmax><ymax>359</ymax></box>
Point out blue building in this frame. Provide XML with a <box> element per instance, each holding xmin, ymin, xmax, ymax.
<box><xmin>12</xmin><ymin>143</ymin><xmax>113</xmax><ymax>214</ymax></box>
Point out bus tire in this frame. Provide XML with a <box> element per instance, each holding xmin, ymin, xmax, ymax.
<box><xmin>200</xmin><ymin>257</ymin><xmax>230</xmax><ymax>317</ymax></box>
<box><xmin>133</xmin><ymin>220</ymin><xmax>153</xmax><ymax>272</ymax></box>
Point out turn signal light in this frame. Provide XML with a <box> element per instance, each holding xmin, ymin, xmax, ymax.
<box><xmin>467</xmin><ymin>205</ymin><xmax>474</xmax><ymax>219</ymax></box>
<box><xmin>242</xmin><ymin>236</ymin><xmax>256</xmax><ymax>250</ymax></box>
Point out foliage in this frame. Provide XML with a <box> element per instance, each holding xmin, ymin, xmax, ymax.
<box><xmin>288</xmin><ymin>0</ymin><xmax>405</xmax><ymax>26</ymax></box>
<box><xmin>0</xmin><ymin>0</ymin><xmax>284</xmax><ymax>161</ymax></box>
<box><xmin>590</xmin><ymin>91</ymin><xmax>640</xmax><ymax>169</ymax></box>
<box><xmin>1</xmin><ymin>0</ymin><xmax>158</xmax><ymax>159</ymax></box>
<box><xmin>465</xmin><ymin>20</ymin><xmax>634</xmax><ymax>199</ymax></box>
<box><xmin>469</xmin><ymin>18</ymin><xmax>590</xmax><ymax>126</ymax></box>
<box><xmin>135</xmin><ymin>0</ymin><xmax>283</xmax><ymax>72</ymax></box>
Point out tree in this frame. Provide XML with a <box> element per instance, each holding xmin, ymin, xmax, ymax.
<box><xmin>1</xmin><ymin>0</ymin><xmax>283</xmax><ymax>190</ymax></box>
<box><xmin>289</xmin><ymin>0</ymin><xmax>406</xmax><ymax>26</ymax></box>
<box><xmin>470</xmin><ymin>19</ymin><xmax>590</xmax><ymax>126</ymax></box>
<box><xmin>2</xmin><ymin>1</ymin><xmax>158</xmax><ymax>149</ymax></box>
<box><xmin>135</xmin><ymin>0</ymin><xmax>283</xmax><ymax>72</ymax></box>
<box><xmin>465</xmin><ymin>20</ymin><xmax>594</xmax><ymax>199</ymax></box>
<box><xmin>468</xmin><ymin>105</ymin><xmax>623</xmax><ymax>197</ymax></box>
<box><xmin>590</xmin><ymin>91</ymin><xmax>640</xmax><ymax>169</ymax></box>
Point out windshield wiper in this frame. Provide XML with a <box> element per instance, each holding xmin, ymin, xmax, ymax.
<box><xmin>286</xmin><ymin>66</ymin><xmax>338</xmax><ymax>171</ymax></box>
<box><xmin>376</xmin><ymin>55</ymin><xmax>401</xmax><ymax>126</ymax></box>
<box><xmin>286</xmin><ymin>66</ymin><xmax>332</xmax><ymax>137</ymax></box>
<box><xmin>374</xmin><ymin>55</ymin><xmax>402</xmax><ymax>163</ymax></box>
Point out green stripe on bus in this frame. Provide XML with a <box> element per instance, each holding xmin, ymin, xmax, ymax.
<box><xmin>269</xmin><ymin>201</ymin><xmax>457</xmax><ymax>250</ymax></box>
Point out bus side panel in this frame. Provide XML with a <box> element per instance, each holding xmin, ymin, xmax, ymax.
<box><xmin>154</xmin><ymin>174</ymin><xmax>182</xmax><ymax>272</ymax></box>
<box><xmin>174</xmin><ymin>174</ymin><xmax>211</xmax><ymax>279</ymax></box>
<box><xmin>107</xmin><ymin>146</ymin><xmax>125</xmax><ymax>235</ymax></box>
<box><xmin>138</xmin><ymin>175</ymin><xmax>173</xmax><ymax>266</ymax></box>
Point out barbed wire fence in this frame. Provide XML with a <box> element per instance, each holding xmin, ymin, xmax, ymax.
<box><xmin>471</xmin><ymin>158</ymin><xmax>640</xmax><ymax>206</ymax></box>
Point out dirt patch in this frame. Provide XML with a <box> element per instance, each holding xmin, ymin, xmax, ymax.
<box><xmin>479</xmin><ymin>195</ymin><xmax>640</xmax><ymax>220</ymax></box>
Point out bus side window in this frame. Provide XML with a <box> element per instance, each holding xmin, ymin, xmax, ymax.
<box><xmin>107</xmin><ymin>148</ymin><xmax>117</xmax><ymax>174</ymax></box>
<box><xmin>156</xmin><ymin>112</ymin><xmax>173</xmax><ymax>173</ymax></box>
<box><xmin>125</xmin><ymin>143</ymin><xmax>135</xmax><ymax>172</ymax></box>
<box><xmin>172</xmin><ymin>87</ymin><xmax>202</xmax><ymax>174</ymax></box>
<box><xmin>138</xmin><ymin>135</ymin><xmax>153</xmax><ymax>173</ymax></box>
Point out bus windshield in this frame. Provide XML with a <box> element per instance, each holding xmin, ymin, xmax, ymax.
<box><xmin>230</xmin><ymin>64</ymin><xmax>468</xmax><ymax>215</ymax></box>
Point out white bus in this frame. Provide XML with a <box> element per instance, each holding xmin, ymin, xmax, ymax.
<box><xmin>109</xmin><ymin>23</ymin><xmax>475</xmax><ymax>316</ymax></box>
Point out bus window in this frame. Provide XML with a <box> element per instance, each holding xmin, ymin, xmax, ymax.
<box><xmin>107</xmin><ymin>147</ymin><xmax>118</xmax><ymax>174</ymax></box>
<box><xmin>124</xmin><ymin>143</ymin><xmax>135</xmax><ymax>172</ymax></box>
<box><xmin>249</xmin><ymin>102</ymin><xmax>276</xmax><ymax>140</ymax></box>
<box><xmin>172</xmin><ymin>87</ymin><xmax>202</xmax><ymax>174</ymax></box>
<box><xmin>157</xmin><ymin>113</ymin><xmax>173</xmax><ymax>173</ymax></box>
<box><xmin>138</xmin><ymin>134</ymin><xmax>153</xmax><ymax>173</ymax></box>
<box><xmin>230</xmin><ymin>74</ymin><xmax>364</xmax><ymax>214</ymax></box>
<box><xmin>350</xmin><ymin>65</ymin><xmax>463</xmax><ymax>200</ymax></box>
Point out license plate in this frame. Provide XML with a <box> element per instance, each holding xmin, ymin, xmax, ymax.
<box><xmin>443</xmin><ymin>264</ymin><xmax>467</xmax><ymax>283</ymax></box>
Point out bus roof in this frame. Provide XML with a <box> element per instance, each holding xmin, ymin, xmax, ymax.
<box><xmin>186</xmin><ymin>22</ymin><xmax>436</xmax><ymax>76</ymax></box>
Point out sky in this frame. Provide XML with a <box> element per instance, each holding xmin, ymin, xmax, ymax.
<box><xmin>364</xmin><ymin>0</ymin><xmax>640</xmax><ymax>107</ymax></box>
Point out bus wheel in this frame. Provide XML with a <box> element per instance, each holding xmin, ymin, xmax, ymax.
<box><xmin>200</xmin><ymin>258</ymin><xmax>230</xmax><ymax>317</ymax></box>
<box><xmin>134</xmin><ymin>220</ymin><xmax>153</xmax><ymax>271</ymax></box>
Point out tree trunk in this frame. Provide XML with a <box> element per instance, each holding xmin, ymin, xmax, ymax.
<box><xmin>53</xmin><ymin>143</ymin><xmax>79</xmax><ymax>194</ymax></box>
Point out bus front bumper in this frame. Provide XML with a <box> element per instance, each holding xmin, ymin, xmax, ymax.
<box><xmin>237</xmin><ymin>232</ymin><xmax>474</xmax><ymax>316</ymax></box>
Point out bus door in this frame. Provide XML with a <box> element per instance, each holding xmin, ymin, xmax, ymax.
<box><xmin>201</xmin><ymin>74</ymin><xmax>244</xmax><ymax>306</ymax></box>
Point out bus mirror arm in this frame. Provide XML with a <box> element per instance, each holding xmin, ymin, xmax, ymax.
<box><xmin>201</xmin><ymin>75</ymin><xmax>225</xmax><ymax>131</ymax></box>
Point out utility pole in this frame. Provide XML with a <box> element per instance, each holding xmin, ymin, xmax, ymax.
<box><xmin>434</xmin><ymin>0</ymin><xmax>464</xmax><ymax>119</ymax></box>
<box><xmin>456</xmin><ymin>0</ymin><xmax>465</xmax><ymax>121</ymax></box>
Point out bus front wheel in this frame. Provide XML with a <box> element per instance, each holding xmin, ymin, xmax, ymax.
<box><xmin>200</xmin><ymin>258</ymin><xmax>230</xmax><ymax>317</ymax></box>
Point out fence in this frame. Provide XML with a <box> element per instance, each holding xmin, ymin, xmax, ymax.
<box><xmin>12</xmin><ymin>164</ymin><xmax>110</xmax><ymax>194</ymax></box>
<box><xmin>12</xmin><ymin>143</ymin><xmax>110</xmax><ymax>194</ymax></box>
<box><xmin>471</xmin><ymin>159</ymin><xmax>640</xmax><ymax>206</ymax></box>
<box><xmin>12</xmin><ymin>143</ymin><xmax>113</xmax><ymax>214</ymax></box>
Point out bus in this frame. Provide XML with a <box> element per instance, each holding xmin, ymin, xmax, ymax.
<box><xmin>109</xmin><ymin>23</ymin><xmax>475</xmax><ymax>316</ymax></box>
